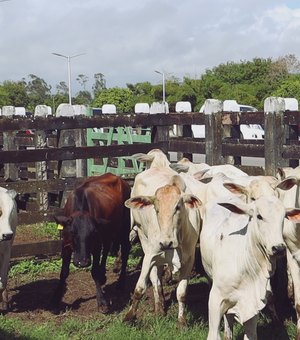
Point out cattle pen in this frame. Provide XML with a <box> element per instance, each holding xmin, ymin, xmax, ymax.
<box><xmin>0</xmin><ymin>97</ymin><xmax>300</xmax><ymax>259</ymax></box>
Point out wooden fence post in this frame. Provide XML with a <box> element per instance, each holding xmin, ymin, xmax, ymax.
<box><xmin>34</xmin><ymin>106</ymin><xmax>49</xmax><ymax>211</ymax></box>
<box><xmin>2</xmin><ymin>106</ymin><xmax>18</xmax><ymax>181</ymax></box>
<box><xmin>264</xmin><ymin>97</ymin><xmax>288</xmax><ymax>176</ymax></box>
<box><xmin>150</xmin><ymin>103</ymin><xmax>170</xmax><ymax>155</ymax></box>
<box><xmin>284</xmin><ymin>98</ymin><xmax>299</xmax><ymax>168</ymax></box>
<box><xmin>204</xmin><ymin>99</ymin><xmax>223</xmax><ymax>165</ymax></box>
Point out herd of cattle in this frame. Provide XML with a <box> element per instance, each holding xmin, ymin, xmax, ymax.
<box><xmin>1</xmin><ymin>148</ymin><xmax>300</xmax><ymax>339</ymax></box>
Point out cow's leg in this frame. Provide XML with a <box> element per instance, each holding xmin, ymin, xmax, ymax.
<box><xmin>51</xmin><ymin>245</ymin><xmax>72</xmax><ymax>309</ymax></box>
<box><xmin>243</xmin><ymin>314</ymin><xmax>258</xmax><ymax>340</ymax></box>
<box><xmin>0</xmin><ymin>250</ymin><xmax>10</xmax><ymax>311</ymax></box>
<box><xmin>176</xmin><ymin>255</ymin><xmax>195</xmax><ymax>327</ymax></box>
<box><xmin>117</xmin><ymin>236</ymin><xmax>131</xmax><ymax>289</ymax></box>
<box><xmin>1</xmin><ymin>288</ymin><xmax>9</xmax><ymax>311</ymax></box>
<box><xmin>149</xmin><ymin>265</ymin><xmax>165</xmax><ymax>315</ymax></box>
<box><xmin>207</xmin><ymin>286</ymin><xmax>225</xmax><ymax>340</ymax></box>
<box><xmin>223</xmin><ymin>314</ymin><xmax>234</xmax><ymax>340</ymax></box>
<box><xmin>123</xmin><ymin>254</ymin><xmax>153</xmax><ymax>322</ymax></box>
<box><xmin>287</xmin><ymin>250</ymin><xmax>300</xmax><ymax>340</ymax></box>
<box><xmin>91</xmin><ymin>247</ymin><xmax>110</xmax><ymax>314</ymax></box>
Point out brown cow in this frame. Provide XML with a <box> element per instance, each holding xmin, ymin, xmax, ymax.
<box><xmin>52</xmin><ymin>173</ymin><xmax>131</xmax><ymax>313</ymax></box>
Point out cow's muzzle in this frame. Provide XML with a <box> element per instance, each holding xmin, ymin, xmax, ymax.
<box><xmin>272</xmin><ymin>244</ymin><xmax>286</xmax><ymax>257</ymax></box>
<box><xmin>159</xmin><ymin>241</ymin><xmax>174</xmax><ymax>251</ymax></box>
<box><xmin>73</xmin><ymin>258</ymin><xmax>91</xmax><ymax>268</ymax></box>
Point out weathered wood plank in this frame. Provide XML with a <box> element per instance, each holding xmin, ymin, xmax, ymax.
<box><xmin>0</xmin><ymin>141</ymin><xmax>168</xmax><ymax>163</ymax></box>
<box><xmin>11</xmin><ymin>240</ymin><xmax>62</xmax><ymax>259</ymax></box>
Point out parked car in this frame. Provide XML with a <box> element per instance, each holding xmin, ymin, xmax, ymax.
<box><xmin>191</xmin><ymin>100</ymin><xmax>264</xmax><ymax>140</ymax></box>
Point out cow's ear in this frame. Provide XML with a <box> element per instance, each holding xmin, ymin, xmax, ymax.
<box><xmin>125</xmin><ymin>196</ymin><xmax>154</xmax><ymax>209</ymax></box>
<box><xmin>285</xmin><ymin>209</ymin><xmax>300</xmax><ymax>222</ymax></box>
<box><xmin>54</xmin><ymin>215</ymin><xmax>71</xmax><ymax>228</ymax></box>
<box><xmin>276</xmin><ymin>177</ymin><xmax>298</xmax><ymax>191</ymax></box>
<box><xmin>193</xmin><ymin>169</ymin><xmax>210</xmax><ymax>180</ymax></box>
<box><xmin>183</xmin><ymin>195</ymin><xmax>202</xmax><ymax>208</ymax></box>
<box><xmin>218</xmin><ymin>202</ymin><xmax>248</xmax><ymax>215</ymax></box>
<box><xmin>223</xmin><ymin>183</ymin><xmax>247</xmax><ymax>196</ymax></box>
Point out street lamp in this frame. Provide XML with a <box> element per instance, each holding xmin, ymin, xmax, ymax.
<box><xmin>52</xmin><ymin>52</ymin><xmax>85</xmax><ymax>105</ymax></box>
<box><xmin>154</xmin><ymin>70</ymin><xmax>166</xmax><ymax>113</ymax></box>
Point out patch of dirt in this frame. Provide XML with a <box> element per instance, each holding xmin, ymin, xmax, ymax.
<box><xmin>5</xmin><ymin>264</ymin><xmax>210</xmax><ymax>325</ymax></box>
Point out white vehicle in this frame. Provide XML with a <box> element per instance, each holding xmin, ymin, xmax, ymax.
<box><xmin>191</xmin><ymin>100</ymin><xmax>264</xmax><ymax>140</ymax></box>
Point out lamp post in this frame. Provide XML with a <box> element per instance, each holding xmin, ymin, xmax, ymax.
<box><xmin>154</xmin><ymin>70</ymin><xmax>166</xmax><ymax>113</ymax></box>
<box><xmin>52</xmin><ymin>52</ymin><xmax>85</xmax><ymax>105</ymax></box>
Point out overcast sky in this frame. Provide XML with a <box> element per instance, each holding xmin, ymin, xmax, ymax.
<box><xmin>1</xmin><ymin>0</ymin><xmax>300</xmax><ymax>94</ymax></box>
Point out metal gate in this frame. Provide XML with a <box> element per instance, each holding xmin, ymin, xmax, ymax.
<box><xmin>86</xmin><ymin>126</ymin><xmax>151</xmax><ymax>176</ymax></box>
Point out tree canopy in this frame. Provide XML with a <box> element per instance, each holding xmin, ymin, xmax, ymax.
<box><xmin>0</xmin><ymin>55</ymin><xmax>299</xmax><ymax>113</ymax></box>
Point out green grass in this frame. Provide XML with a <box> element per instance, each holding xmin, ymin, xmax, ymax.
<box><xmin>0</xmin><ymin>304</ymin><xmax>296</xmax><ymax>340</ymax></box>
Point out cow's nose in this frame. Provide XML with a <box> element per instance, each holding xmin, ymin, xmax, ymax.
<box><xmin>2</xmin><ymin>233</ymin><xmax>13</xmax><ymax>241</ymax></box>
<box><xmin>73</xmin><ymin>258</ymin><xmax>91</xmax><ymax>268</ymax></box>
<box><xmin>159</xmin><ymin>241</ymin><xmax>173</xmax><ymax>251</ymax></box>
<box><xmin>272</xmin><ymin>244</ymin><xmax>286</xmax><ymax>256</ymax></box>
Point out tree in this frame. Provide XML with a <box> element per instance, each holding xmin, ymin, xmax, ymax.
<box><xmin>76</xmin><ymin>74</ymin><xmax>89</xmax><ymax>90</ymax></box>
<box><xmin>272</xmin><ymin>75</ymin><xmax>300</xmax><ymax>103</ymax></box>
<box><xmin>92</xmin><ymin>88</ymin><xmax>134</xmax><ymax>113</ymax></box>
<box><xmin>93</xmin><ymin>73</ymin><xmax>106</xmax><ymax>96</ymax></box>
<box><xmin>56</xmin><ymin>81</ymin><xmax>68</xmax><ymax>96</ymax></box>
<box><xmin>0</xmin><ymin>80</ymin><xmax>29</xmax><ymax>107</ymax></box>
<box><xmin>26</xmin><ymin>74</ymin><xmax>52</xmax><ymax>111</ymax></box>
<box><xmin>277</xmin><ymin>54</ymin><xmax>300</xmax><ymax>74</ymax></box>
<box><xmin>126</xmin><ymin>81</ymin><xmax>154</xmax><ymax>104</ymax></box>
<box><xmin>74</xmin><ymin>90</ymin><xmax>92</xmax><ymax>105</ymax></box>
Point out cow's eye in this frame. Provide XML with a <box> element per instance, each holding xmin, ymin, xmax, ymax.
<box><xmin>257</xmin><ymin>214</ymin><xmax>263</xmax><ymax>220</ymax></box>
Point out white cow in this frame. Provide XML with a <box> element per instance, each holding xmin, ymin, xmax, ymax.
<box><xmin>124</xmin><ymin>170</ymin><xmax>202</xmax><ymax>326</ymax></box>
<box><xmin>0</xmin><ymin>188</ymin><xmax>17</xmax><ymax>310</ymax></box>
<box><xmin>276</xmin><ymin>166</ymin><xmax>300</xmax><ymax>338</ymax></box>
<box><xmin>131</xmin><ymin>148</ymin><xmax>171</xmax><ymax>169</ymax></box>
<box><xmin>200</xmin><ymin>188</ymin><xmax>300</xmax><ymax>340</ymax></box>
<box><xmin>170</xmin><ymin>157</ymin><xmax>248</xmax><ymax>177</ymax></box>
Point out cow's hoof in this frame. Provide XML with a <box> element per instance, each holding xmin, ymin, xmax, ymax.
<box><xmin>98</xmin><ymin>304</ymin><xmax>110</xmax><ymax>314</ymax></box>
<box><xmin>1</xmin><ymin>301</ymin><xmax>9</xmax><ymax>311</ymax></box>
<box><xmin>177</xmin><ymin>317</ymin><xmax>188</xmax><ymax>329</ymax></box>
<box><xmin>123</xmin><ymin>310</ymin><xmax>136</xmax><ymax>324</ymax></box>
<box><xmin>154</xmin><ymin>304</ymin><xmax>166</xmax><ymax>316</ymax></box>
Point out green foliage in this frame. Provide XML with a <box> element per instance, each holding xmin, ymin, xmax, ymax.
<box><xmin>9</xmin><ymin>258</ymin><xmax>63</xmax><ymax>279</ymax></box>
<box><xmin>25</xmin><ymin>74</ymin><xmax>52</xmax><ymax>111</ymax></box>
<box><xmin>0</xmin><ymin>80</ymin><xmax>29</xmax><ymax>107</ymax></box>
<box><xmin>126</xmin><ymin>81</ymin><xmax>154</xmax><ymax>104</ymax></box>
<box><xmin>272</xmin><ymin>74</ymin><xmax>300</xmax><ymax>103</ymax></box>
<box><xmin>0</xmin><ymin>305</ymin><xmax>295</xmax><ymax>339</ymax></box>
<box><xmin>92</xmin><ymin>87</ymin><xmax>135</xmax><ymax>113</ymax></box>
<box><xmin>73</xmin><ymin>90</ymin><xmax>92</xmax><ymax>105</ymax></box>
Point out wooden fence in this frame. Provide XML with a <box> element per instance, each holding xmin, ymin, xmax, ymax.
<box><xmin>1</xmin><ymin>97</ymin><xmax>299</xmax><ymax>259</ymax></box>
